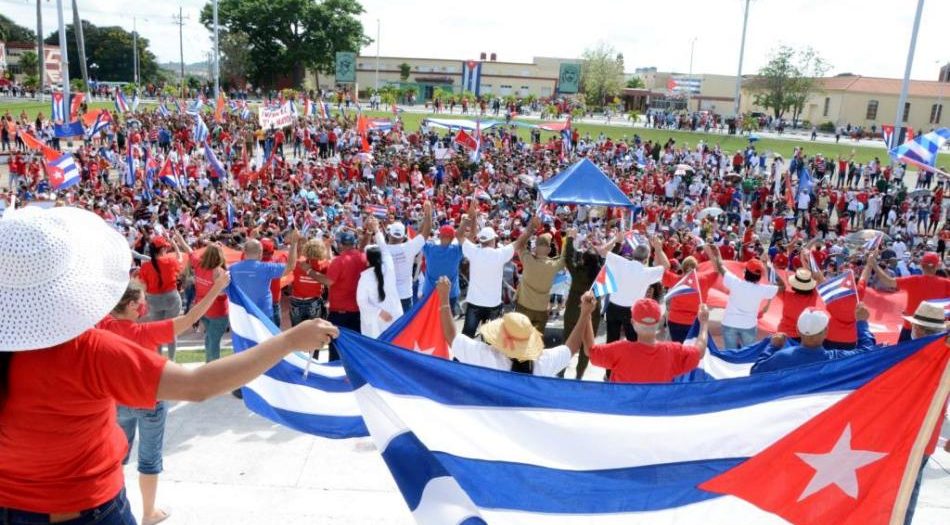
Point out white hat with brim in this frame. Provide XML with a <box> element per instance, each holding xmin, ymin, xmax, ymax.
<box><xmin>479</xmin><ymin>313</ymin><xmax>544</xmax><ymax>361</ymax></box>
<box><xmin>0</xmin><ymin>206</ymin><xmax>132</xmax><ymax>351</ymax></box>
<box><xmin>903</xmin><ymin>301</ymin><xmax>948</xmax><ymax>331</ymax></box>
<box><xmin>477</xmin><ymin>227</ymin><xmax>498</xmax><ymax>243</ymax></box>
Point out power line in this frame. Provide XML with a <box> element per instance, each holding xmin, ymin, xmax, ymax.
<box><xmin>0</xmin><ymin>0</ymin><xmax>184</xmax><ymax>26</ymax></box>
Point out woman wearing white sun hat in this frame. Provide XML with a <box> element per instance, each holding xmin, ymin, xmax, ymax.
<box><xmin>0</xmin><ymin>206</ymin><xmax>339</xmax><ymax>524</ymax></box>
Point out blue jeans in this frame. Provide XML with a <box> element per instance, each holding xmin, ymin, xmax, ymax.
<box><xmin>721</xmin><ymin>325</ymin><xmax>758</xmax><ymax>350</ymax></box>
<box><xmin>462</xmin><ymin>303</ymin><xmax>502</xmax><ymax>338</ymax></box>
<box><xmin>202</xmin><ymin>316</ymin><xmax>228</xmax><ymax>362</ymax></box>
<box><xmin>0</xmin><ymin>489</ymin><xmax>135</xmax><ymax>525</ymax></box>
<box><xmin>117</xmin><ymin>401</ymin><xmax>166</xmax><ymax>475</ymax></box>
<box><xmin>271</xmin><ymin>303</ymin><xmax>281</xmax><ymax>328</ymax></box>
<box><xmin>904</xmin><ymin>455</ymin><xmax>930</xmax><ymax>524</ymax></box>
<box><xmin>400</xmin><ymin>297</ymin><xmax>413</xmax><ymax>313</ymax></box>
<box><xmin>290</xmin><ymin>297</ymin><xmax>324</xmax><ymax>327</ymax></box>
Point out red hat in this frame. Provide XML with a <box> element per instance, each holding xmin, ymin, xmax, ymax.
<box><xmin>438</xmin><ymin>225</ymin><xmax>456</xmax><ymax>238</ymax></box>
<box><xmin>151</xmin><ymin>236</ymin><xmax>170</xmax><ymax>249</ymax></box>
<box><xmin>631</xmin><ymin>298</ymin><xmax>662</xmax><ymax>325</ymax></box>
<box><xmin>260</xmin><ymin>238</ymin><xmax>276</xmax><ymax>254</ymax></box>
<box><xmin>745</xmin><ymin>259</ymin><xmax>765</xmax><ymax>275</ymax></box>
<box><xmin>921</xmin><ymin>252</ymin><xmax>941</xmax><ymax>267</ymax></box>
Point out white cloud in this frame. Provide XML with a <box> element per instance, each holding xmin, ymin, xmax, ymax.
<box><xmin>3</xmin><ymin>0</ymin><xmax>948</xmax><ymax>80</ymax></box>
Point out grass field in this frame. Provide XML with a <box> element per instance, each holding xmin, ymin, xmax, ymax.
<box><xmin>3</xmin><ymin>98</ymin><xmax>946</xmax><ymax>166</ymax></box>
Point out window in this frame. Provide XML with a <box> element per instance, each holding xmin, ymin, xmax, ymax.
<box><xmin>903</xmin><ymin>102</ymin><xmax>911</xmax><ymax>122</ymax></box>
<box><xmin>822</xmin><ymin>97</ymin><xmax>830</xmax><ymax>117</ymax></box>
<box><xmin>866</xmin><ymin>100</ymin><xmax>878</xmax><ymax>120</ymax></box>
<box><xmin>930</xmin><ymin>103</ymin><xmax>943</xmax><ymax>124</ymax></box>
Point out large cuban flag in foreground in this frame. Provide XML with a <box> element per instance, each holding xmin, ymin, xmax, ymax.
<box><xmin>675</xmin><ymin>321</ymin><xmax>772</xmax><ymax>381</ymax></box>
<box><xmin>334</xmin><ymin>329</ymin><xmax>949</xmax><ymax>524</ymax></box>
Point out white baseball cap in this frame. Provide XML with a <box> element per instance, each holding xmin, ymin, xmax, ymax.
<box><xmin>387</xmin><ymin>222</ymin><xmax>406</xmax><ymax>239</ymax></box>
<box><xmin>797</xmin><ymin>308</ymin><xmax>830</xmax><ymax>337</ymax></box>
<box><xmin>477</xmin><ymin>227</ymin><xmax>498</xmax><ymax>243</ymax></box>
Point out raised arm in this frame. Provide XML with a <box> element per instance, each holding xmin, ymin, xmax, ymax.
<box><xmin>694</xmin><ymin>304</ymin><xmax>710</xmax><ymax>357</ymax></box>
<box><xmin>596</xmin><ymin>228</ymin><xmax>623</xmax><ymax>258</ymax></box>
<box><xmin>436</xmin><ymin>277</ymin><xmax>457</xmax><ymax>346</ymax></box>
<box><xmin>173</xmin><ymin>230</ymin><xmax>193</xmax><ymax>255</ymax></box>
<box><xmin>650</xmin><ymin>235</ymin><xmax>670</xmax><ymax>270</ymax></box>
<box><xmin>866</xmin><ymin>251</ymin><xmax>896</xmax><ymax>289</ymax></box>
<box><xmin>565</xmin><ymin>291</ymin><xmax>597</xmax><ymax>356</ymax></box>
<box><xmin>171</xmin><ymin>271</ymin><xmax>230</xmax><ymax>334</ymax></box>
<box><xmin>704</xmin><ymin>244</ymin><xmax>726</xmax><ymax>276</ymax></box>
<box><xmin>514</xmin><ymin>216</ymin><xmax>539</xmax><ymax>252</ymax></box>
<box><xmin>280</xmin><ymin>230</ymin><xmax>300</xmax><ymax>278</ymax></box>
<box><xmin>420</xmin><ymin>201</ymin><xmax>433</xmax><ymax>239</ymax></box>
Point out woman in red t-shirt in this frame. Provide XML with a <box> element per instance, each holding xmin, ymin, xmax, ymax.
<box><xmin>290</xmin><ymin>239</ymin><xmax>332</xmax><ymax>328</ymax></box>
<box><xmin>0</xmin><ymin>207</ymin><xmax>339</xmax><ymax>524</ymax></box>
<box><xmin>190</xmin><ymin>244</ymin><xmax>230</xmax><ymax>362</ymax></box>
<box><xmin>137</xmin><ymin>233</ymin><xmax>187</xmax><ymax>360</ymax></box>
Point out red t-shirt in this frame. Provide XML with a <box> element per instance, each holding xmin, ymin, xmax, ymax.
<box><xmin>825</xmin><ymin>282</ymin><xmax>866</xmax><ymax>344</ymax></box>
<box><xmin>326</xmin><ymin>249</ymin><xmax>368</xmax><ymax>313</ymax></box>
<box><xmin>96</xmin><ymin>316</ymin><xmax>176</xmax><ymax>349</ymax></box>
<box><xmin>291</xmin><ymin>258</ymin><xmax>330</xmax><ymax>298</ymax></box>
<box><xmin>897</xmin><ymin>275</ymin><xmax>950</xmax><ymax>328</ymax></box>
<box><xmin>0</xmin><ymin>330</ymin><xmax>167</xmax><ymax>513</ymax></box>
<box><xmin>777</xmin><ymin>289</ymin><xmax>821</xmax><ymax>337</ymax></box>
<box><xmin>138</xmin><ymin>254</ymin><xmax>182</xmax><ymax>294</ymax></box>
<box><xmin>189</xmin><ymin>254</ymin><xmax>228</xmax><ymax>319</ymax></box>
<box><xmin>589</xmin><ymin>340</ymin><xmax>701</xmax><ymax>383</ymax></box>
<box><xmin>662</xmin><ymin>270</ymin><xmax>718</xmax><ymax>326</ymax></box>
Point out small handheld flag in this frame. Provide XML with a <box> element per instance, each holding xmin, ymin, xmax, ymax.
<box><xmin>50</xmin><ymin>92</ymin><xmax>66</xmax><ymax>122</ymax></box>
<box><xmin>862</xmin><ymin>232</ymin><xmax>884</xmax><ymax>252</ymax></box>
<box><xmin>817</xmin><ymin>270</ymin><xmax>858</xmax><ymax>305</ymax></box>
<box><xmin>46</xmin><ymin>153</ymin><xmax>80</xmax><ymax>190</ymax></box>
<box><xmin>591</xmin><ymin>264</ymin><xmax>618</xmax><ymax>298</ymax></box>
<box><xmin>114</xmin><ymin>88</ymin><xmax>130</xmax><ymax>113</ymax></box>
<box><xmin>666</xmin><ymin>270</ymin><xmax>702</xmax><ymax>302</ymax></box>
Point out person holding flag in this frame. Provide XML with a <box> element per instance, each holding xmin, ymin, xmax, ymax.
<box><xmin>867</xmin><ymin>250</ymin><xmax>950</xmax><ymax>342</ymax></box>
<box><xmin>661</xmin><ymin>256</ymin><xmax>717</xmax><ymax>342</ymax></box>
<box><xmin>513</xmin><ymin>215</ymin><xmax>566</xmax><ymax>334</ymax></box>
<box><xmin>603</xmin><ymin>231</ymin><xmax>668</xmax><ymax>343</ymax></box>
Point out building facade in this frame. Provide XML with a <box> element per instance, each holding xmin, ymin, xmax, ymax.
<box><xmin>308</xmin><ymin>54</ymin><xmax>579</xmax><ymax>100</ymax></box>
<box><xmin>622</xmin><ymin>70</ymin><xmax>739</xmax><ymax>115</ymax></box>
<box><xmin>1</xmin><ymin>41</ymin><xmax>63</xmax><ymax>85</ymax></box>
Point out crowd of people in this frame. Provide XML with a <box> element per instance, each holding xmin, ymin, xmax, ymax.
<box><xmin>0</xmin><ymin>92</ymin><xmax>948</xmax><ymax>524</ymax></box>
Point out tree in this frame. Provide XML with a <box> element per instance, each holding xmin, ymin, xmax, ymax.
<box><xmin>219</xmin><ymin>30</ymin><xmax>251</xmax><ymax>89</ymax></box>
<box><xmin>748</xmin><ymin>45</ymin><xmax>829</xmax><ymax>122</ymax></box>
<box><xmin>398</xmin><ymin>62</ymin><xmax>411</xmax><ymax>82</ymax></box>
<box><xmin>18</xmin><ymin>51</ymin><xmax>38</xmax><ymax>79</ymax></box>
<box><xmin>580</xmin><ymin>43</ymin><xmax>624</xmax><ymax>109</ymax></box>
<box><xmin>0</xmin><ymin>14</ymin><xmax>36</xmax><ymax>42</ymax></box>
<box><xmin>626</xmin><ymin>77</ymin><xmax>645</xmax><ymax>89</ymax></box>
<box><xmin>45</xmin><ymin>20</ymin><xmax>160</xmax><ymax>83</ymax></box>
<box><xmin>202</xmin><ymin>0</ymin><xmax>369</xmax><ymax>89</ymax></box>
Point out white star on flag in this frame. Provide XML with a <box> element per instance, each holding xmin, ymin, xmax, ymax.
<box><xmin>795</xmin><ymin>424</ymin><xmax>887</xmax><ymax>501</ymax></box>
<box><xmin>413</xmin><ymin>342</ymin><xmax>435</xmax><ymax>355</ymax></box>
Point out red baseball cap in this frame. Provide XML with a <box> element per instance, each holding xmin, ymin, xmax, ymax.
<box><xmin>151</xmin><ymin>236</ymin><xmax>170</xmax><ymax>249</ymax></box>
<box><xmin>921</xmin><ymin>252</ymin><xmax>941</xmax><ymax>267</ymax></box>
<box><xmin>631</xmin><ymin>298</ymin><xmax>662</xmax><ymax>325</ymax></box>
<box><xmin>438</xmin><ymin>225</ymin><xmax>456</xmax><ymax>238</ymax></box>
<box><xmin>745</xmin><ymin>259</ymin><xmax>765</xmax><ymax>275</ymax></box>
<box><xmin>260</xmin><ymin>238</ymin><xmax>276</xmax><ymax>254</ymax></box>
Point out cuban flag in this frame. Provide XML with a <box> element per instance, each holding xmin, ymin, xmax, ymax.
<box><xmin>204</xmin><ymin>143</ymin><xmax>227</xmax><ymax>179</ymax></box>
<box><xmin>114</xmin><ymin>88</ymin><xmax>130</xmax><ymax>113</ymax></box>
<box><xmin>157</xmin><ymin>159</ymin><xmax>179</xmax><ymax>188</ymax></box>
<box><xmin>193</xmin><ymin>114</ymin><xmax>210</xmax><ymax>144</ymax></box>
<box><xmin>187</xmin><ymin>96</ymin><xmax>203</xmax><ymax>115</ymax></box>
<box><xmin>926</xmin><ymin>298</ymin><xmax>950</xmax><ymax>319</ymax></box>
<box><xmin>47</xmin><ymin>153</ymin><xmax>80</xmax><ymax>190</ymax></box>
<box><xmin>124</xmin><ymin>145</ymin><xmax>136</xmax><ymax>187</ymax></box>
<box><xmin>675</xmin><ymin>321</ymin><xmax>773</xmax><ymax>381</ymax></box>
<box><xmin>335</xmin><ymin>328</ymin><xmax>950</xmax><ymax>524</ymax></box>
<box><xmin>317</xmin><ymin>101</ymin><xmax>330</xmax><ymax>119</ymax></box>
<box><xmin>365</xmin><ymin>204</ymin><xmax>389</xmax><ymax>219</ymax></box>
<box><xmin>591</xmin><ymin>264</ymin><xmax>618</xmax><ymax>298</ymax></box>
<box><xmin>302</xmin><ymin>98</ymin><xmax>314</xmax><ymax>117</ymax></box>
<box><xmin>84</xmin><ymin>110</ymin><xmax>113</xmax><ymax>139</ymax></box>
<box><xmin>226</xmin><ymin>283</ymin><xmax>368</xmax><ymax>438</ymax></box>
<box><xmin>470</xmin><ymin>120</ymin><xmax>482</xmax><ymax>163</ymax></box>
<box><xmin>50</xmin><ymin>92</ymin><xmax>67</xmax><ymax>122</ymax></box>
<box><xmin>379</xmin><ymin>289</ymin><xmax>450</xmax><ymax>358</ymax></box>
<box><xmin>461</xmin><ymin>60</ymin><xmax>483</xmax><ymax>96</ymax></box>
<box><xmin>131</xmin><ymin>92</ymin><xmax>140</xmax><ymax>112</ymax></box>
<box><xmin>817</xmin><ymin>270</ymin><xmax>858</xmax><ymax>306</ymax></box>
<box><xmin>882</xmin><ymin>124</ymin><xmax>896</xmax><ymax>151</ymax></box>
<box><xmin>889</xmin><ymin>127</ymin><xmax>950</xmax><ymax>173</ymax></box>
<box><xmin>156</xmin><ymin>104</ymin><xmax>171</xmax><ymax>117</ymax></box>
<box><xmin>666</xmin><ymin>270</ymin><xmax>702</xmax><ymax>301</ymax></box>
<box><xmin>862</xmin><ymin>232</ymin><xmax>884</xmax><ymax>251</ymax></box>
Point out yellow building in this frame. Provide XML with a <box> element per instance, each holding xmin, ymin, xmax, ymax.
<box><xmin>308</xmin><ymin>54</ymin><xmax>579</xmax><ymax>100</ymax></box>
<box><xmin>623</xmin><ymin>69</ymin><xmax>738</xmax><ymax>114</ymax></box>
<box><xmin>740</xmin><ymin>74</ymin><xmax>948</xmax><ymax>132</ymax></box>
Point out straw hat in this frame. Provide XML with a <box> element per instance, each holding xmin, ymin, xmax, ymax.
<box><xmin>0</xmin><ymin>206</ymin><xmax>131</xmax><ymax>351</ymax></box>
<box><xmin>903</xmin><ymin>301</ymin><xmax>947</xmax><ymax>331</ymax></box>
<box><xmin>479</xmin><ymin>312</ymin><xmax>544</xmax><ymax>361</ymax></box>
<box><xmin>789</xmin><ymin>268</ymin><xmax>817</xmax><ymax>292</ymax></box>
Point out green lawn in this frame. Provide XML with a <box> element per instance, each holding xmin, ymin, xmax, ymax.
<box><xmin>3</xmin><ymin>98</ymin><xmax>944</xmax><ymax>166</ymax></box>
<box><xmin>174</xmin><ymin>347</ymin><xmax>234</xmax><ymax>364</ymax></box>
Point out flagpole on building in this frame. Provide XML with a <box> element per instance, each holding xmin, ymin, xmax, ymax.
<box><xmin>732</xmin><ymin>0</ymin><xmax>751</xmax><ymax>118</ymax></box>
<box><xmin>891</xmin><ymin>0</ymin><xmax>926</xmax><ymax>167</ymax></box>
<box><xmin>213</xmin><ymin>0</ymin><xmax>220</xmax><ymax>101</ymax></box>
<box><xmin>55</xmin><ymin>0</ymin><xmax>70</xmax><ymax>112</ymax></box>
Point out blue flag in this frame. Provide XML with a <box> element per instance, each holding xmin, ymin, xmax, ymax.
<box><xmin>53</xmin><ymin>121</ymin><xmax>85</xmax><ymax>138</ymax></box>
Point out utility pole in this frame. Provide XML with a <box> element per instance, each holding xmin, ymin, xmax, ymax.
<box><xmin>688</xmin><ymin>37</ymin><xmax>698</xmax><ymax>112</ymax></box>
<box><xmin>172</xmin><ymin>7</ymin><xmax>189</xmax><ymax>98</ymax></box>
<box><xmin>375</xmin><ymin>19</ymin><xmax>380</xmax><ymax>91</ymax></box>
<box><xmin>72</xmin><ymin>0</ymin><xmax>90</xmax><ymax>97</ymax></box>
<box><xmin>55</xmin><ymin>0</ymin><xmax>69</xmax><ymax>113</ymax></box>
<box><xmin>36</xmin><ymin>0</ymin><xmax>44</xmax><ymax>101</ymax></box>
<box><xmin>733</xmin><ymin>0</ymin><xmax>751</xmax><ymax>118</ymax></box>
<box><xmin>212</xmin><ymin>0</ymin><xmax>220</xmax><ymax>100</ymax></box>
<box><xmin>892</xmin><ymin>0</ymin><xmax>925</xmax><ymax>165</ymax></box>
<box><xmin>132</xmin><ymin>17</ymin><xmax>139</xmax><ymax>85</ymax></box>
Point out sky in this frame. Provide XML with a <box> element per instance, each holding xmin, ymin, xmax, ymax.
<box><xmin>3</xmin><ymin>0</ymin><xmax>948</xmax><ymax>80</ymax></box>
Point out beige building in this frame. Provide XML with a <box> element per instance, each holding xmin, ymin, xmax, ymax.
<box><xmin>309</xmin><ymin>54</ymin><xmax>579</xmax><ymax>100</ymax></box>
<box><xmin>740</xmin><ymin>74</ymin><xmax>948</xmax><ymax>132</ymax></box>
<box><xmin>623</xmin><ymin>70</ymin><xmax>739</xmax><ymax>114</ymax></box>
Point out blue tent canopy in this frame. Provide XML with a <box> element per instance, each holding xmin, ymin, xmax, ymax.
<box><xmin>538</xmin><ymin>158</ymin><xmax>634</xmax><ymax>208</ymax></box>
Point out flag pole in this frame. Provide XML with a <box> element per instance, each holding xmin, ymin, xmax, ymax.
<box><xmin>888</xmin><ymin>346</ymin><xmax>950</xmax><ymax>524</ymax></box>
<box><xmin>695</xmin><ymin>269</ymin><xmax>704</xmax><ymax>305</ymax></box>
<box><xmin>890</xmin><ymin>0</ymin><xmax>925</xmax><ymax>168</ymax></box>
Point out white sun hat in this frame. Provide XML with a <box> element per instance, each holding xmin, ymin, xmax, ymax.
<box><xmin>0</xmin><ymin>206</ymin><xmax>132</xmax><ymax>351</ymax></box>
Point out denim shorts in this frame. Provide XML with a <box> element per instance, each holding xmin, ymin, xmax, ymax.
<box><xmin>0</xmin><ymin>488</ymin><xmax>136</xmax><ymax>525</ymax></box>
<box><xmin>117</xmin><ymin>401</ymin><xmax>167</xmax><ymax>475</ymax></box>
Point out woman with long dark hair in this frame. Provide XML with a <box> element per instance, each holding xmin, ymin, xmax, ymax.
<box><xmin>190</xmin><ymin>243</ymin><xmax>230</xmax><ymax>362</ymax></box>
<box><xmin>356</xmin><ymin>245</ymin><xmax>402</xmax><ymax>337</ymax></box>
<box><xmin>137</xmin><ymin>231</ymin><xmax>189</xmax><ymax>361</ymax></box>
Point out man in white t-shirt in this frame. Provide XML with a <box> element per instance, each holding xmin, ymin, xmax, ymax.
<box><xmin>436</xmin><ymin>277</ymin><xmax>586</xmax><ymax>376</ymax></box>
<box><xmin>460</xmin><ymin>209</ymin><xmax>525</xmax><ymax>337</ymax></box>
<box><xmin>604</xmin><ymin>233</ymin><xmax>668</xmax><ymax>343</ymax></box>
<box><xmin>376</xmin><ymin>202</ymin><xmax>433</xmax><ymax>312</ymax></box>
<box><xmin>705</xmin><ymin>244</ymin><xmax>778</xmax><ymax>349</ymax></box>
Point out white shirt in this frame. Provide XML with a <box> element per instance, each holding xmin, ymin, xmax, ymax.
<box><xmin>450</xmin><ymin>334</ymin><xmax>572</xmax><ymax>377</ymax></box>
<box><xmin>604</xmin><ymin>252</ymin><xmax>664</xmax><ymax>307</ymax></box>
<box><xmin>721</xmin><ymin>271</ymin><xmax>778</xmax><ymax>330</ymax></box>
<box><xmin>356</xmin><ymin>252</ymin><xmax>403</xmax><ymax>338</ymax></box>
<box><xmin>462</xmin><ymin>240</ymin><xmax>515</xmax><ymax>307</ymax></box>
<box><xmin>376</xmin><ymin>232</ymin><xmax>425</xmax><ymax>299</ymax></box>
